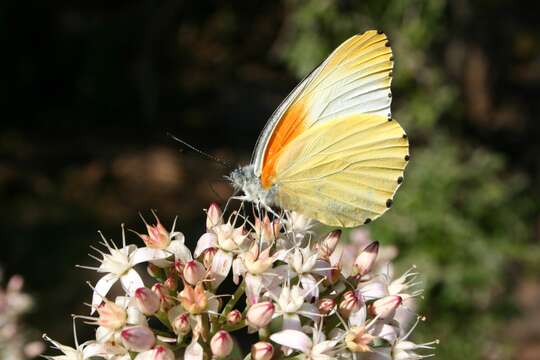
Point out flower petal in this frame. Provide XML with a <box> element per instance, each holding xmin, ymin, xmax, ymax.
<box><xmin>282</xmin><ymin>313</ymin><xmax>302</xmax><ymax>331</ymax></box>
<box><xmin>210</xmin><ymin>250</ymin><xmax>233</xmax><ymax>288</ymax></box>
<box><xmin>270</xmin><ymin>330</ymin><xmax>312</xmax><ymax>353</ymax></box>
<box><xmin>130</xmin><ymin>247</ymin><xmax>170</xmax><ymax>265</ymax></box>
<box><xmin>312</xmin><ymin>340</ymin><xmax>339</xmax><ymax>359</ymax></box>
<box><xmin>184</xmin><ymin>340</ymin><xmax>204</xmax><ymax>360</ymax></box>
<box><xmin>168</xmin><ymin>240</ymin><xmax>193</xmax><ymax>262</ymax></box>
<box><xmin>300</xmin><ymin>274</ymin><xmax>319</xmax><ymax>300</ymax></box>
<box><xmin>120</xmin><ymin>269</ymin><xmax>144</xmax><ymax>296</ymax></box>
<box><xmin>91</xmin><ymin>273</ymin><xmax>118</xmax><ymax>314</ymax></box>
<box><xmin>194</xmin><ymin>232</ymin><xmax>218</xmax><ymax>258</ymax></box>
<box><xmin>359</xmin><ymin>280</ymin><xmax>388</xmax><ymax>301</ymax></box>
<box><xmin>349</xmin><ymin>305</ymin><xmax>367</xmax><ymax>327</ymax></box>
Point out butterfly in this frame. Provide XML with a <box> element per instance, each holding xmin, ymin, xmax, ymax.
<box><xmin>229</xmin><ymin>30</ymin><xmax>409</xmax><ymax>227</ymax></box>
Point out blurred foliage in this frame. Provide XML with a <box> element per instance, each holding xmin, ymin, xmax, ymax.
<box><xmin>277</xmin><ymin>0</ymin><xmax>539</xmax><ymax>358</ymax></box>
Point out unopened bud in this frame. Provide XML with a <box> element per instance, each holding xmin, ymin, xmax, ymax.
<box><xmin>355</xmin><ymin>241</ymin><xmax>379</xmax><ymax>276</ymax></box>
<box><xmin>202</xmin><ymin>247</ymin><xmax>218</xmax><ymax>269</ymax></box>
<box><xmin>251</xmin><ymin>341</ymin><xmax>274</xmax><ymax>360</ymax></box>
<box><xmin>147</xmin><ymin>263</ymin><xmax>163</xmax><ymax>279</ymax></box>
<box><xmin>135</xmin><ymin>287</ymin><xmax>160</xmax><ymax>315</ymax></box>
<box><xmin>246</xmin><ymin>301</ymin><xmax>275</xmax><ymax>328</ymax></box>
<box><xmin>318</xmin><ymin>298</ymin><xmax>336</xmax><ymax>315</ymax></box>
<box><xmin>172</xmin><ymin>313</ymin><xmax>191</xmax><ymax>335</ymax></box>
<box><xmin>339</xmin><ymin>290</ymin><xmax>362</xmax><ymax>318</ymax></box>
<box><xmin>97</xmin><ymin>300</ymin><xmax>127</xmax><ymax>330</ymax></box>
<box><xmin>151</xmin><ymin>283</ymin><xmax>174</xmax><ymax>310</ymax></box>
<box><xmin>210</xmin><ymin>330</ymin><xmax>233</xmax><ymax>358</ymax></box>
<box><xmin>164</xmin><ymin>275</ymin><xmax>178</xmax><ymax>291</ymax></box>
<box><xmin>370</xmin><ymin>295</ymin><xmax>402</xmax><ymax>319</ymax></box>
<box><xmin>318</xmin><ymin>230</ymin><xmax>341</xmax><ymax>259</ymax></box>
<box><xmin>206</xmin><ymin>203</ymin><xmax>223</xmax><ymax>230</ymax></box>
<box><xmin>121</xmin><ymin>326</ymin><xmax>155</xmax><ymax>352</ymax></box>
<box><xmin>226</xmin><ymin>309</ymin><xmax>242</xmax><ymax>325</ymax></box>
<box><xmin>183</xmin><ymin>260</ymin><xmax>206</xmax><ymax>285</ymax></box>
<box><xmin>140</xmin><ymin>345</ymin><xmax>174</xmax><ymax>360</ymax></box>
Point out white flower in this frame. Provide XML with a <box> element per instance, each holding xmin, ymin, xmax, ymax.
<box><xmin>270</xmin><ymin>327</ymin><xmax>339</xmax><ymax>360</ymax></box>
<box><xmin>194</xmin><ymin>220</ymin><xmax>249</xmax><ymax>288</ymax></box>
<box><xmin>370</xmin><ymin>317</ymin><xmax>438</xmax><ymax>360</ymax></box>
<box><xmin>267</xmin><ymin>283</ymin><xmax>320</xmax><ymax>331</ymax></box>
<box><xmin>79</xmin><ymin>226</ymin><xmax>172</xmax><ymax>313</ymax></box>
<box><xmin>286</xmin><ymin>246</ymin><xmax>323</xmax><ymax>299</ymax></box>
<box><xmin>43</xmin><ymin>321</ymin><xmax>106</xmax><ymax>360</ymax></box>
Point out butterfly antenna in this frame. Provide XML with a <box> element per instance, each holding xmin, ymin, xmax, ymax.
<box><xmin>167</xmin><ymin>132</ymin><xmax>233</xmax><ymax>170</ymax></box>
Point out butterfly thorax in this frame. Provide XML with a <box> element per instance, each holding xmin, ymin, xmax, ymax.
<box><xmin>229</xmin><ymin>165</ymin><xmax>277</xmax><ymax>207</ymax></box>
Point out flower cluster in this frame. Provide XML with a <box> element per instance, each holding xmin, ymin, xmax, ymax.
<box><xmin>43</xmin><ymin>202</ymin><xmax>437</xmax><ymax>359</ymax></box>
<box><xmin>0</xmin><ymin>271</ymin><xmax>45</xmax><ymax>360</ymax></box>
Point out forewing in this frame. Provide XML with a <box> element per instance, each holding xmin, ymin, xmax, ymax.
<box><xmin>254</xmin><ymin>30</ymin><xmax>394</xmax><ymax>188</ymax></box>
<box><xmin>274</xmin><ymin>114</ymin><xmax>408</xmax><ymax>227</ymax></box>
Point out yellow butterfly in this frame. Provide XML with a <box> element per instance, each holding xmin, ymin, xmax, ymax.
<box><xmin>230</xmin><ymin>30</ymin><xmax>409</xmax><ymax>227</ymax></box>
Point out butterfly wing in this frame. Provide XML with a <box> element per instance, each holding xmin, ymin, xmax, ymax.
<box><xmin>274</xmin><ymin>114</ymin><xmax>408</xmax><ymax>227</ymax></box>
<box><xmin>253</xmin><ymin>30</ymin><xmax>394</xmax><ymax>189</ymax></box>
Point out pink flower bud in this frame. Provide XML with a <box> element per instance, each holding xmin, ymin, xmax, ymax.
<box><xmin>339</xmin><ymin>291</ymin><xmax>362</xmax><ymax>318</ymax></box>
<box><xmin>318</xmin><ymin>230</ymin><xmax>341</xmax><ymax>259</ymax></box>
<box><xmin>152</xmin><ymin>283</ymin><xmax>173</xmax><ymax>311</ymax></box>
<box><xmin>97</xmin><ymin>300</ymin><xmax>127</xmax><ymax>330</ymax></box>
<box><xmin>141</xmin><ymin>345</ymin><xmax>174</xmax><ymax>360</ymax></box>
<box><xmin>246</xmin><ymin>301</ymin><xmax>275</xmax><ymax>328</ymax></box>
<box><xmin>164</xmin><ymin>275</ymin><xmax>178</xmax><ymax>291</ymax></box>
<box><xmin>120</xmin><ymin>326</ymin><xmax>155</xmax><ymax>352</ymax></box>
<box><xmin>370</xmin><ymin>295</ymin><xmax>402</xmax><ymax>319</ymax></box>
<box><xmin>172</xmin><ymin>313</ymin><xmax>191</xmax><ymax>335</ymax></box>
<box><xmin>206</xmin><ymin>203</ymin><xmax>223</xmax><ymax>230</ymax></box>
<box><xmin>210</xmin><ymin>330</ymin><xmax>233</xmax><ymax>358</ymax></box>
<box><xmin>202</xmin><ymin>247</ymin><xmax>217</xmax><ymax>269</ymax></box>
<box><xmin>318</xmin><ymin>298</ymin><xmax>336</xmax><ymax>315</ymax></box>
<box><xmin>226</xmin><ymin>309</ymin><xmax>242</xmax><ymax>325</ymax></box>
<box><xmin>355</xmin><ymin>241</ymin><xmax>379</xmax><ymax>276</ymax></box>
<box><xmin>251</xmin><ymin>341</ymin><xmax>274</xmax><ymax>360</ymax></box>
<box><xmin>147</xmin><ymin>263</ymin><xmax>163</xmax><ymax>278</ymax></box>
<box><xmin>183</xmin><ymin>260</ymin><xmax>206</xmax><ymax>285</ymax></box>
<box><xmin>135</xmin><ymin>287</ymin><xmax>160</xmax><ymax>315</ymax></box>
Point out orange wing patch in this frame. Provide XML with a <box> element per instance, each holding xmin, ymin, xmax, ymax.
<box><xmin>261</xmin><ymin>101</ymin><xmax>306</xmax><ymax>188</ymax></box>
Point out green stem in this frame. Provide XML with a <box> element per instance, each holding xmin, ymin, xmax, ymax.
<box><xmin>258</xmin><ymin>327</ymin><xmax>269</xmax><ymax>341</ymax></box>
<box><xmin>220</xmin><ymin>279</ymin><xmax>246</xmax><ymax>323</ymax></box>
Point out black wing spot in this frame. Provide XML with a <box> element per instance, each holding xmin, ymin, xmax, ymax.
<box><xmin>389</xmin><ymin>56</ymin><xmax>394</xmax><ymax>61</ymax></box>
<box><xmin>388</xmin><ymin>93</ymin><xmax>392</xmax><ymax>98</ymax></box>
<box><xmin>386</xmin><ymin>199</ymin><xmax>393</xmax><ymax>208</ymax></box>
<box><xmin>404</xmin><ymin>155</ymin><xmax>410</xmax><ymax>161</ymax></box>
<box><xmin>402</xmin><ymin>134</ymin><xmax>408</xmax><ymax>139</ymax></box>
<box><xmin>397</xmin><ymin>176</ymin><xmax>404</xmax><ymax>184</ymax></box>
<box><xmin>364</xmin><ymin>218</ymin><xmax>372</xmax><ymax>224</ymax></box>
<box><xmin>377</xmin><ymin>30</ymin><xmax>384</xmax><ymax>34</ymax></box>
<box><xmin>389</xmin><ymin>71</ymin><xmax>393</xmax><ymax>78</ymax></box>
<box><xmin>385</xmin><ymin>41</ymin><xmax>391</xmax><ymax>47</ymax></box>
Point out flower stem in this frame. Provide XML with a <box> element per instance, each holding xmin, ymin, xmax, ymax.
<box><xmin>220</xmin><ymin>279</ymin><xmax>246</xmax><ymax>323</ymax></box>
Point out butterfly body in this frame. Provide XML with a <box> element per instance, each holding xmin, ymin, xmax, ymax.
<box><xmin>229</xmin><ymin>165</ymin><xmax>277</xmax><ymax>208</ymax></box>
<box><xmin>230</xmin><ymin>30</ymin><xmax>409</xmax><ymax>227</ymax></box>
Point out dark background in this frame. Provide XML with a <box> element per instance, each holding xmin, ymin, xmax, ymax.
<box><xmin>1</xmin><ymin>1</ymin><xmax>540</xmax><ymax>359</ymax></box>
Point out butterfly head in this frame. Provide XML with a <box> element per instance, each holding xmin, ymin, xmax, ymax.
<box><xmin>229</xmin><ymin>165</ymin><xmax>277</xmax><ymax>207</ymax></box>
